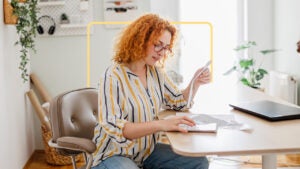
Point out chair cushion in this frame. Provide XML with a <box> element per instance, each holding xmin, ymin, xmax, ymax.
<box><xmin>57</xmin><ymin>136</ymin><xmax>96</xmax><ymax>154</ymax></box>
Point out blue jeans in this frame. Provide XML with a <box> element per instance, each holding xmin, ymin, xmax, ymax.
<box><xmin>91</xmin><ymin>155</ymin><xmax>140</xmax><ymax>169</ymax></box>
<box><xmin>92</xmin><ymin>143</ymin><xmax>209</xmax><ymax>169</ymax></box>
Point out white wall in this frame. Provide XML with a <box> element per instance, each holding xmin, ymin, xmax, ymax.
<box><xmin>245</xmin><ymin>0</ymin><xmax>300</xmax><ymax>104</ymax></box>
<box><xmin>245</xmin><ymin>0</ymin><xmax>274</xmax><ymax>89</ymax></box>
<box><xmin>150</xmin><ymin>0</ymin><xmax>179</xmax><ymax>20</ymax></box>
<box><xmin>274</xmin><ymin>0</ymin><xmax>300</xmax><ymax>104</ymax></box>
<box><xmin>246</xmin><ymin>0</ymin><xmax>274</xmax><ymax>51</ymax></box>
<box><xmin>178</xmin><ymin>0</ymin><xmax>238</xmax><ymax>87</ymax></box>
<box><xmin>246</xmin><ymin>0</ymin><xmax>300</xmax><ymax>105</ymax></box>
<box><xmin>0</xmin><ymin>2</ymin><xmax>35</xmax><ymax>168</ymax></box>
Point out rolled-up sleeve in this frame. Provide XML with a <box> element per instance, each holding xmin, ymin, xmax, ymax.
<box><xmin>159</xmin><ymin>69</ymin><xmax>188</xmax><ymax>111</ymax></box>
<box><xmin>98</xmin><ymin>72</ymin><xmax>133</xmax><ymax>148</ymax></box>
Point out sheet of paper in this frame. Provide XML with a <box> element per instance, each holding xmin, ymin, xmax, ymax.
<box><xmin>175</xmin><ymin>113</ymin><xmax>252</xmax><ymax>131</ymax></box>
<box><xmin>179</xmin><ymin>123</ymin><xmax>217</xmax><ymax>132</ymax></box>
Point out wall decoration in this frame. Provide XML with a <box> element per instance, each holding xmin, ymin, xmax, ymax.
<box><xmin>37</xmin><ymin>0</ymin><xmax>93</xmax><ymax>36</ymax></box>
<box><xmin>103</xmin><ymin>0</ymin><xmax>139</xmax><ymax>29</ymax></box>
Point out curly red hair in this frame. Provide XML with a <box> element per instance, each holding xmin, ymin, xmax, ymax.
<box><xmin>113</xmin><ymin>13</ymin><xmax>177</xmax><ymax>65</ymax></box>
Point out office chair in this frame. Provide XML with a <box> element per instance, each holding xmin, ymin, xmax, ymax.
<box><xmin>48</xmin><ymin>88</ymin><xmax>98</xmax><ymax>169</ymax></box>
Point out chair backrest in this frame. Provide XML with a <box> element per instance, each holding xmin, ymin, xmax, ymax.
<box><xmin>50</xmin><ymin>88</ymin><xmax>98</xmax><ymax>145</ymax></box>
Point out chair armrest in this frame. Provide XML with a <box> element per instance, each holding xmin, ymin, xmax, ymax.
<box><xmin>57</xmin><ymin>137</ymin><xmax>96</xmax><ymax>154</ymax></box>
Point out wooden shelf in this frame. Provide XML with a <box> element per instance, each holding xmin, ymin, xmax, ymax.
<box><xmin>37</xmin><ymin>0</ymin><xmax>93</xmax><ymax>36</ymax></box>
<box><xmin>38</xmin><ymin>0</ymin><xmax>65</xmax><ymax>7</ymax></box>
<box><xmin>60</xmin><ymin>24</ymin><xmax>87</xmax><ymax>28</ymax></box>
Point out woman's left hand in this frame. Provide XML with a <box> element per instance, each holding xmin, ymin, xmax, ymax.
<box><xmin>182</xmin><ymin>66</ymin><xmax>212</xmax><ymax>107</ymax></box>
<box><xmin>193</xmin><ymin>67</ymin><xmax>211</xmax><ymax>87</ymax></box>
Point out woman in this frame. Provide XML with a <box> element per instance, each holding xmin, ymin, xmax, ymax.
<box><xmin>92</xmin><ymin>13</ymin><xmax>210</xmax><ymax>169</ymax></box>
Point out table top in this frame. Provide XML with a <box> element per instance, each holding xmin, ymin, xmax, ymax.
<box><xmin>158</xmin><ymin>83</ymin><xmax>300</xmax><ymax>157</ymax></box>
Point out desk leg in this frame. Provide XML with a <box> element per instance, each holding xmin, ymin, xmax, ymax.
<box><xmin>262</xmin><ymin>154</ymin><xmax>277</xmax><ymax>169</ymax></box>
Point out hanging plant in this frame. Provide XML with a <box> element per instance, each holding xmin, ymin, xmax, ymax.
<box><xmin>11</xmin><ymin>0</ymin><xmax>39</xmax><ymax>82</ymax></box>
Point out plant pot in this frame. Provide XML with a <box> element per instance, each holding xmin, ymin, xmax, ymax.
<box><xmin>3</xmin><ymin>0</ymin><xmax>27</xmax><ymax>24</ymax></box>
<box><xmin>61</xmin><ymin>20</ymin><xmax>70</xmax><ymax>24</ymax></box>
<box><xmin>3</xmin><ymin>0</ymin><xmax>17</xmax><ymax>24</ymax></box>
<box><xmin>285</xmin><ymin>154</ymin><xmax>300</xmax><ymax>165</ymax></box>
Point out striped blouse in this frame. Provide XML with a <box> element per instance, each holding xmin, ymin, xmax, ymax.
<box><xmin>92</xmin><ymin>63</ymin><xmax>188</xmax><ymax>167</ymax></box>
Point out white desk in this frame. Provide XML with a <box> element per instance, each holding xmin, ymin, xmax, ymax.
<box><xmin>159</xmin><ymin>83</ymin><xmax>300</xmax><ymax>169</ymax></box>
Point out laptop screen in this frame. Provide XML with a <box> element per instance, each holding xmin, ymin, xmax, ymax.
<box><xmin>229</xmin><ymin>100</ymin><xmax>300</xmax><ymax>121</ymax></box>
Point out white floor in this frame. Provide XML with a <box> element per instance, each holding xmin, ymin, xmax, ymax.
<box><xmin>242</xmin><ymin>168</ymin><xmax>300</xmax><ymax>169</ymax></box>
<box><xmin>209</xmin><ymin>161</ymin><xmax>242</xmax><ymax>169</ymax></box>
<box><xmin>208</xmin><ymin>156</ymin><xmax>246</xmax><ymax>169</ymax></box>
<box><xmin>208</xmin><ymin>156</ymin><xmax>300</xmax><ymax>169</ymax></box>
<box><xmin>209</xmin><ymin>162</ymin><xmax>300</xmax><ymax>169</ymax></box>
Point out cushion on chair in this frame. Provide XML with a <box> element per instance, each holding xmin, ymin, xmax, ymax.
<box><xmin>50</xmin><ymin>88</ymin><xmax>98</xmax><ymax>155</ymax></box>
<box><xmin>57</xmin><ymin>136</ymin><xmax>96</xmax><ymax>154</ymax></box>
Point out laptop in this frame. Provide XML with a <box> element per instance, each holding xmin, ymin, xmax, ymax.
<box><xmin>229</xmin><ymin>100</ymin><xmax>300</xmax><ymax>121</ymax></box>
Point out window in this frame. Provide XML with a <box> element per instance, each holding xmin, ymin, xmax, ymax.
<box><xmin>177</xmin><ymin>0</ymin><xmax>239</xmax><ymax>88</ymax></box>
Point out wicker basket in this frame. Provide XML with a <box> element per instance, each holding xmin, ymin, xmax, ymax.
<box><xmin>41</xmin><ymin>125</ymin><xmax>83</xmax><ymax>165</ymax></box>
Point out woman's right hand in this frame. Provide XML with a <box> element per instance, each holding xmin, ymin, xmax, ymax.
<box><xmin>158</xmin><ymin>116</ymin><xmax>196</xmax><ymax>133</ymax></box>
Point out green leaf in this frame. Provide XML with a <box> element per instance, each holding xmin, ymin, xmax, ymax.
<box><xmin>12</xmin><ymin>0</ymin><xmax>39</xmax><ymax>82</ymax></box>
<box><xmin>239</xmin><ymin>59</ymin><xmax>253</xmax><ymax>68</ymax></box>
<box><xmin>240</xmin><ymin>78</ymin><xmax>250</xmax><ymax>86</ymax></box>
<box><xmin>255</xmin><ymin>74</ymin><xmax>264</xmax><ymax>81</ymax></box>
<box><xmin>260</xmin><ymin>49</ymin><xmax>279</xmax><ymax>55</ymax></box>
<box><xmin>255</xmin><ymin>69</ymin><xmax>268</xmax><ymax>81</ymax></box>
<box><xmin>234</xmin><ymin>41</ymin><xmax>256</xmax><ymax>51</ymax></box>
<box><xmin>257</xmin><ymin>68</ymin><xmax>268</xmax><ymax>75</ymax></box>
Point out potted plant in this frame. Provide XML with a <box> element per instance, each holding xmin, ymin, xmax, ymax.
<box><xmin>11</xmin><ymin>0</ymin><xmax>39</xmax><ymax>82</ymax></box>
<box><xmin>224</xmin><ymin>41</ymin><xmax>278</xmax><ymax>89</ymax></box>
<box><xmin>60</xmin><ymin>13</ymin><xmax>70</xmax><ymax>24</ymax></box>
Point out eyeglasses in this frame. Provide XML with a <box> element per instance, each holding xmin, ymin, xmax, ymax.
<box><xmin>153</xmin><ymin>44</ymin><xmax>172</xmax><ymax>54</ymax></box>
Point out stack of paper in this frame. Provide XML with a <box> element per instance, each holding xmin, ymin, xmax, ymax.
<box><xmin>175</xmin><ymin>113</ymin><xmax>252</xmax><ymax>132</ymax></box>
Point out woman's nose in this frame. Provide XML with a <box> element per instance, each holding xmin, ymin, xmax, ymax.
<box><xmin>157</xmin><ymin>48</ymin><xmax>167</xmax><ymax>55</ymax></box>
